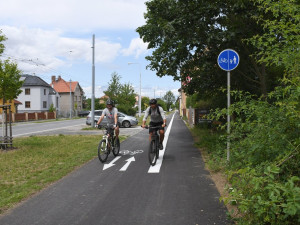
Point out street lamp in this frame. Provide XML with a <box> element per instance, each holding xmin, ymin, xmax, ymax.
<box><xmin>128</xmin><ymin>62</ymin><xmax>142</xmax><ymax>117</ymax></box>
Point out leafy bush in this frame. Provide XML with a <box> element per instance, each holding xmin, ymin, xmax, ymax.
<box><xmin>117</xmin><ymin>104</ymin><xmax>136</xmax><ymax>116</ymax></box>
<box><xmin>209</xmin><ymin>83</ymin><xmax>300</xmax><ymax>224</ymax></box>
<box><xmin>49</xmin><ymin>104</ymin><xmax>56</xmax><ymax>113</ymax></box>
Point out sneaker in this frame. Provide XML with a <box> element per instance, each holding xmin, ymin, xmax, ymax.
<box><xmin>159</xmin><ymin>143</ymin><xmax>163</xmax><ymax>150</ymax></box>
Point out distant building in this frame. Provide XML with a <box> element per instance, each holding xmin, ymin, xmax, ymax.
<box><xmin>50</xmin><ymin>75</ymin><xmax>84</xmax><ymax>117</ymax></box>
<box><xmin>16</xmin><ymin>74</ymin><xmax>59</xmax><ymax>113</ymax></box>
<box><xmin>99</xmin><ymin>95</ymin><xmax>109</xmax><ymax>104</ymax></box>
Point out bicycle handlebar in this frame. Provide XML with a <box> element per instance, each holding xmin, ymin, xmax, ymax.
<box><xmin>142</xmin><ymin>125</ymin><xmax>166</xmax><ymax>129</ymax></box>
<box><xmin>97</xmin><ymin>124</ymin><xmax>116</xmax><ymax>129</ymax></box>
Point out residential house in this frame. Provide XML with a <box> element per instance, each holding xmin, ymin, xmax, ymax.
<box><xmin>50</xmin><ymin>75</ymin><xmax>84</xmax><ymax>117</ymax></box>
<box><xmin>0</xmin><ymin>99</ymin><xmax>22</xmax><ymax>113</ymax></box>
<box><xmin>16</xmin><ymin>74</ymin><xmax>60</xmax><ymax>113</ymax></box>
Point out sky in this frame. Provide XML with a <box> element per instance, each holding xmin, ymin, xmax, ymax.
<box><xmin>0</xmin><ymin>0</ymin><xmax>181</xmax><ymax>99</ymax></box>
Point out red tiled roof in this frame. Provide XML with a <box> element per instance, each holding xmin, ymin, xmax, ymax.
<box><xmin>14</xmin><ymin>100</ymin><xmax>22</xmax><ymax>105</ymax></box>
<box><xmin>50</xmin><ymin>78</ymin><xmax>78</xmax><ymax>93</ymax></box>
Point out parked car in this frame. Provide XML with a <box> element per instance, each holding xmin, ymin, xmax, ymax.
<box><xmin>86</xmin><ymin>110</ymin><xmax>138</xmax><ymax>128</ymax></box>
<box><xmin>78</xmin><ymin>110</ymin><xmax>90</xmax><ymax>117</ymax></box>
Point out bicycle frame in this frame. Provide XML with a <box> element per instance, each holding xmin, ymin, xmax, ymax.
<box><xmin>145</xmin><ymin>125</ymin><xmax>162</xmax><ymax>166</ymax></box>
<box><xmin>101</xmin><ymin>128</ymin><xmax>114</xmax><ymax>151</ymax></box>
<box><xmin>98</xmin><ymin>125</ymin><xmax>120</xmax><ymax>163</ymax></box>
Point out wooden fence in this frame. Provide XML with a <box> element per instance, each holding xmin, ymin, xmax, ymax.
<box><xmin>3</xmin><ymin>112</ymin><xmax>56</xmax><ymax>123</ymax></box>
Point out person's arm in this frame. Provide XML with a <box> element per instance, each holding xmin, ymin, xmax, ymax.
<box><xmin>97</xmin><ymin>114</ymin><xmax>104</xmax><ymax>125</ymax></box>
<box><xmin>159</xmin><ymin>107</ymin><xmax>167</xmax><ymax>127</ymax></box>
<box><xmin>142</xmin><ymin>107</ymin><xmax>150</xmax><ymax>128</ymax></box>
<box><xmin>114</xmin><ymin>108</ymin><xmax>118</xmax><ymax>126</ymax></box>
<box><xmin>97</xmin><ymin>109</ymin><xmax>106</xmax><ymax>125</ymax></box>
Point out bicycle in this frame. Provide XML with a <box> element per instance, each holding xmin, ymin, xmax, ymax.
<box><xmin>144</xmin><ymin>125</ymin><xmax>164</xmax><ymax>166</ymax></box>
<box><xmin>97</xmin><ymin>125</ymin><xmax>120</xmax><ymax>163</ymax></box>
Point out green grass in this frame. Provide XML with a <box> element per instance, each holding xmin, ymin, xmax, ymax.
<box><xmin>0</xmin><ymin>135</ymin><xmax>126</xmax><ymax>214</ymax></box>
<box><xmin>190</xmin><ymin>126</ymin><xmax>226</xmax><ymax>172</ymax></box>
<box><xmin>81</xmin><ymin>126</ymin><xmax>98</xmax><ymax>130</ymax></box>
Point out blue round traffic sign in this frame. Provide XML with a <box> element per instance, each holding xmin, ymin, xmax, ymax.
<box><xmin>217</xmin><ymin>49</ymin><xmax>239</xmax><ymax>71</ymax></box>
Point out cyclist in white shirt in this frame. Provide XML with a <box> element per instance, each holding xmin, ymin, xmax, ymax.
<box><xmin>97</xmin><ymin>99</ymin><xmax>119</xmax><ymax>139</ymax></box>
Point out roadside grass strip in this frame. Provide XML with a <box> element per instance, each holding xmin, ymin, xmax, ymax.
<box><xmin>0</xmin><ymin>135</ymin><xmax>126</xmax><ymax>214</ymax></box>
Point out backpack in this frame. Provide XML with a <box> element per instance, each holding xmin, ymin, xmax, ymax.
<box><xmin>149</xmin><ymin>105</ymin><xmax>161</xmax><ymax>116</ymax></box>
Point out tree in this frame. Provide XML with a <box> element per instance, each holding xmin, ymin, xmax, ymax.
<box><xmin>136</xmin><ymin>0</ymin><xmax>284</xmax><ymax>103</ymax></box>
<box><xmin>157</xmin><ymin>99</ymin><xmax>167</xmax><ymax>111</ymax></box>
<box><xmin>141</xmin><ymin>96</ymin><xmax>150</xmax><ymax>111</ymax></box>
<box><xmin>104</xmin><ymin>72</ymin><xmax>137</xmax><ymax>115</ymax></box>
<box><xmin>0</xmin><ymin>59</ymin><xmax>23</xmax><ymax>104</ymax></box>
<box><xmin>0</xmin><ymin>29</ymin><xmax>6</xmax><ymax>55</ymax></box>
<box><xmin>85</xmin><ymin>98</ymin><xmax>102</xmax><ymax>110</ymax></box>
<box><xmin>248</xmin><ymin>0</ymin><xmax>300</xmax><ymax>79</ymax></box>
<box><xmin>104</xmin><ymin>72</ymin><xmax>121</xmax><ymax>100</ymax></box>
<box><xmin>163</xmin><ymin>91</ymin><xmax>175</xmax><ymax>111</ymax></box>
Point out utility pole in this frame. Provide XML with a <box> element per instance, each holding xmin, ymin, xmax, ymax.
<box><xmin>91</xmin><ymin>34</ymin><xmax>95</xmax><ymax>127</ymax></box>
<box><xmin>128</xmin><ymin>62</ymin><xmax>142</xmax><ymax>117</ymax></box>
<box><xmin>69</xmin><ymin>79</ymin><xmax>72</xmax><ymax>119</ymax></box>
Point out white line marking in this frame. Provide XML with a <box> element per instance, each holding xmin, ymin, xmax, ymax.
<box><xmin>103</xmin><ymin>156</ymin><xmax>121</xmax><ymax>170</ymax></box>
<box><xmin>148</xmin><ymin>112</ymin><xmax>176</xmax><ymax>173</ymax></box>
<box><xmin>13</xmin><ymin>124</ymin><xmax>83</xmax><ymax>137</ymax></box>
<box><xmin>119</xmin><ymin>156</ymin><xmax>135</xmax><ymax>171</ymax></box>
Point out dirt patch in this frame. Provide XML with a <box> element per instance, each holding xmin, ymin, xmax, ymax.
<box><xmin>200</xmin><ymin>149</ymin><xmax>239</xmax><ymax>217</ymax></box>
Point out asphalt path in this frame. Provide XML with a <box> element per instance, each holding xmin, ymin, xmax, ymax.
<box><xmin>0</xmin><ymin>112</ymin><xmax>229</xmax><ymax>225</ymax></box>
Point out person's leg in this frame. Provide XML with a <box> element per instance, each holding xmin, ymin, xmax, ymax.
<box><xmin>159</xmin><ymin>129</ymin><xmax>164</xmax><ymax>143</ymax></box>
<box><xmin>159</xmin><ymin>129</ymin><xmax>164</xmax><ymax>150</ymax></box>
<box><xmin>149</xmin><ymin>128</ymin><xmax>153</xmax><ymax>142</ymax></box>
<box><xmin>115</xmin><ymin>126</ymin><xmax>119</xmax><ymax>138</ymax></box>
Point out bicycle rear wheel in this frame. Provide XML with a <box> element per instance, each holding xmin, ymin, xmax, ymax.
<box><xmin>148</xmin><ymin>140</ymin><xmax>157</xmax><ymax>166</ymax></box>
<box><xmin>112</xmin><ymin>137</ymin><xmax>120</xmax><ymax>156</ymax></box>
<box><xmin>98</xmin><ymin>139</ymin><xmax>109</xmax><ymax>162</ymax></box>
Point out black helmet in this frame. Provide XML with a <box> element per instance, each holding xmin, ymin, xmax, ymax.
<box><xmin>149</xmin><ymin>99</ymin><xmax>157</xmax><ymax>105</ymax></box>
<box><xmin>106</xmin><ymin>99</ymin><xmax>114</xmax><ymax>106</ymax></box>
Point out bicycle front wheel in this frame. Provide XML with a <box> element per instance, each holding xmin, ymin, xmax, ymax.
<box><xmin>98</xmin><ymin>139</ymin><xmax>109</xmax><ymax>162</ymax></box>
<box><xmin>112</xmin><ymin>137</ymin><xmax>120</xmax><ymax>156</ymax></box>
<box><xmin>148</xmin><ymin>140</ymin><xmax>157</xmax><ymax>166</ymax></box>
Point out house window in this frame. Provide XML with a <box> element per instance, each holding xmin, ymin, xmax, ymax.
<box><xmin>25</xmin><ymin>101</ymin><xmax>30</xmax><ymax>108</ymax></box>
<box><xmin>43</xmin><ymin>101</ymin><xmax>47</xmax><ymax>108</ymax></box>
<box><xmin>56</xmin><ymin>97</ymin><xmax>59</xmax><ymax>108</ymax></box>
<box><xmin>44</xmin><ymin>89</ymin><xmax>46</xmax><ymax>95</ymax></box>
<box><xmin>25</xmin><ymin>88</ymin><xmax>30</xmax><ymax>95</ymax></box>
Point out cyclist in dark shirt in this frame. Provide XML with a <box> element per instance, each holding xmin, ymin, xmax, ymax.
<box><xmin>142</xmin><ymin>99</ymin><xmax>166</xmax><ymax>150</ymax></box>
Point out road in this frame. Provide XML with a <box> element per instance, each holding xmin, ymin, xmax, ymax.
<box><xmin>10</xmin><ymin>118</ymin><xmax>142</xmax><ymax>137</ymax></box>
<box><xmin>0</xmin><ymin>112</ymin><xmax>229</xmax><ymax>225</ymax></box>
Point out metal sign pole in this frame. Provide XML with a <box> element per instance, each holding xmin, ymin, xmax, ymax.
<box><xmin>217</xmin><ymin>49</ymin><xmax>239</xmax><ymax>163</ymax></box>
<box><xmin>91</xmin><ymin>34</ymin><xmax>95</xmax><ymax>127</ymax></box>
<box><xmin>227</xmin><ymin>71</ymin><xmax>230</xmax><ymax>162</ymax></box>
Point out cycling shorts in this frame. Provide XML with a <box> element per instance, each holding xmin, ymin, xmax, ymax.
<box><xmin>149</xmin><ymin>121</ymin><xmax>164</xmax><ymax>134</ymax></box>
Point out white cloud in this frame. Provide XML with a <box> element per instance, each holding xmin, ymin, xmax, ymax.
<box><xmin>122</xmin><ymin>38</ymin><xmax>148</xmax><ymax>58</ymax></box>
<box><xmin>0</xmin><ymin>0</ymin><xmax>146</xmax><ymax>31</ymax></box>
<box><xmin>82</xmin><ymin>85</ymin><xmax>107</xmax><ymax>98</ymax></box>
<box><xmin>1</xmin><ymin>26</ymin><xmax>122</xmax><ymax>73</ymax></box>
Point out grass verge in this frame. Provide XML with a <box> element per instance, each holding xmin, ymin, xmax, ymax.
<box><xmin>0</xmin><ymin>134</ymin><xmax>126</xmax><ymax>214</ymax></box>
